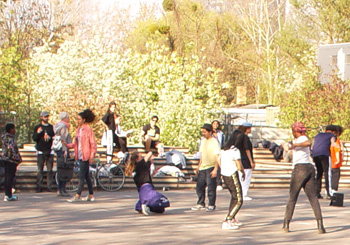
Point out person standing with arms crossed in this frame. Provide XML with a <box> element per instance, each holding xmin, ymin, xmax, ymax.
<box><xmin>192</xmin><ymin>123</ymin><xmax>220</xmax><ymax>212</ymax></box>
<box><xmin>32</xmin><ymin>111</ymin><xmax>55</xmax><ymax>193</ymax></box>
<box><xmin>282</xmin><ymin>122</ymin><xmax>325</xmax><ymax>234</ymax></box>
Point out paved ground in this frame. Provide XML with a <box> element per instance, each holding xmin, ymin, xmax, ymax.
<box><xmin>0</xmin><ymin>187</ymin><xmax>350</xmax><ymax>244</ymax></box>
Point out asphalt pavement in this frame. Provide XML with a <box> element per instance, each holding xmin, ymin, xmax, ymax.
<box><xmin>0</xmin><ymin>187</ymin><xmax>349</xmax><ymax>244</ymax></box>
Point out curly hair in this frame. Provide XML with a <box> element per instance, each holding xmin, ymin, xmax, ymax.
<box><xmin>78</xmin><ymin>109</ymin><xmax>96</xmax><ymax>123</ymax></box>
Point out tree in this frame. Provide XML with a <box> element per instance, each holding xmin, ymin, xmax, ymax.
<box><xmin>30</xmin><ymin>38</ymin><xmax>223</xmax><ymax>152</ymax></box>
<box><xmin>290</xmin><ymin>0</ymin><xmax>350</xmax><ymax>44</ymax></box>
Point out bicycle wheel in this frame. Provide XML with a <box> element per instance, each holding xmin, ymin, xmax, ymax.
<box><xmin>97</xmin><ymin>163</ymin><xmax>125</xmax><ymax>192</ymax></box>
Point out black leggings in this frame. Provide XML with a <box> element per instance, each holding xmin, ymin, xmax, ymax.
<box><xmin>223</xmin><ymin>172</ymin><xmax>243</xmax><ymax>221</ymax></box>
<box><xmin>284</xmin><ymin>164</ymin><xmax>322</xmax><ymax>221</ymax></box>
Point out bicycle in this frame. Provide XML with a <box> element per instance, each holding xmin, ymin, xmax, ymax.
<box><xmin>55</xmin><ymin>151</ymin><xmax>126</xmax><ymax>192</ymax></box>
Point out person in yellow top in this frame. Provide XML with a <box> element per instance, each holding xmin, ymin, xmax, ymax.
<box><xmin>192</xmin><ymin>123</ymin><xmax>221</xmax><ymax>212</ymax></box>
<box><xmin>330</xmin><ymin>125</ymin><xmax>344</xmax><ymax>195</ymax></box>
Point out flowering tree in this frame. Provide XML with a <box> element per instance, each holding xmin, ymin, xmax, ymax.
<box><xmin>30</xmin><ymin>38</ymin><xmax>223</xmax><ymax>152</ymax></box>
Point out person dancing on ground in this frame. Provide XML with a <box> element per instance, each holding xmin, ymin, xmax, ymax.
<box><xmin>126</xmin><ymin>151</ymin><xmax>170</xmax><ymax>215</ymax></box>
<box><xmin>282</xmin><ymin>122</ymin><xmax>325</xmax><ymax>234</ymax></box>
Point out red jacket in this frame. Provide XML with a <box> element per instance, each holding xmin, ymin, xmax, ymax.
<box><xmin>67</xmin><ymin>124</ymin><xmax>97</xmax><ymax>162</ymax></box>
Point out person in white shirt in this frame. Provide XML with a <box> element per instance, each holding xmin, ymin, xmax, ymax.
<box><xmin>282</xmin><ymin>122</ymin><xmax>325</xmax><ymax>234</ymax></box>
<box><xmin>220</xmin><ymin>144</ymin><xmax>245</xmax><ymax>230</ymax></box>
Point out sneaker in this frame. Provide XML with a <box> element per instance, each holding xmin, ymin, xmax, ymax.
<box><xmin>217</xmin><ymin>185</ymin><xmax>223</xmax><ymax>191</ymax></box>
<box><xmin>67</xmin><ymin>196</ymin><xmax>81</xmax><ymax>203</ymax></box>
<box><xmin>233</xmin><ymin>218</ymin><xmax>243</xmax><ymax>226</ymax></box>
<box><xmin>141</xmin><ymin>204</ymin><xmax>150</xmax><ymax>216</ymax></box>
<box><xmin>4</xmin><ymin>195</ymin><xmax>18</xmax><ymax>201</ymax></box>
<box><xmin>222</xmin><ymin>220</ymin><xmax>239</xmax><ymax>230</ymax></box>
<box><xmin>57</xmin><ymin>190</ymin><xmax>70</xmax><ymax>197</ymax></box>
<box><xmin>191</xmin><ymin>205</ymin><xmax>206</xmax><ymax>211</ymax></box>
<box><xmin>243</xmin><ymin>196</ymin><xmax>252</xmax><ymax>201</ymax></box>
<box><xmin>205</xmin><ymin>205</ymin><xmax>216</xmax><ymax>212</ymax></box>
<box><xmin>82</xmin><ymin>195</ymin><xmax>95</xmax><ymax>202</ymax></box>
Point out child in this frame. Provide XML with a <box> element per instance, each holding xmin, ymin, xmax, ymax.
<box><xmin>330</xmin><ymin>125</ymin><xmax>344</xmax><ymax>195</ymax></box>
<box><xmin>126</xmin><ymin>151</ymin><xmax>170</xmax><ymax>215</ymax></box>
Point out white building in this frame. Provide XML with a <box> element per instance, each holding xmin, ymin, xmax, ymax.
<box><xmin>317</xmin><ymin>43</ymin><xmax>350</xmax><ymax>83</ymax></box>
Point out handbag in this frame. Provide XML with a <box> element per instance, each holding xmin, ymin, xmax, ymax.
<box><xmin>57</xmin><ymin>156</ymin><xmax>75</xmax><ymax>182</ymax></box>
<box><xmin>101</xmin><ymin>130</ymin><xmax>108</xmax><ymax>146</ymax></box>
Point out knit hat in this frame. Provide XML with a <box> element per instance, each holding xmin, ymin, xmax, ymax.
<box><xmin>59</xmin><ymin>112</ymin><xmax>69</xmax><ymax>120</ymax></box>
<box><xmin>292</xmin><ymin>122</ymin><xmax>306</xmax><ymax>135</ymax></box>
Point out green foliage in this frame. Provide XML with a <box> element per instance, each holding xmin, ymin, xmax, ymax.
<box><xmin>279</xmin><ymin>77</ymin><xmax>350</xmax><ymax>140</ymax></box>
<box><xmin>30</xmin><ymin>38</ymin><xmax>223</xmax><ymax>152</ymax></box>
<box><xmin>163</xmin><ymin>0</ymin><xmax>175</xmax><ymax>12</ymax></box>
<box><xmin>291</xmin><ymin>0</ymin><xmax>350</xmax><ymax>43</ymax></box>
<box><xmin>158</xmin><ymin>25</ymin><xmax>170</xmax><ymax>34</ymax></box>
<box><xmin>148</xmin><ymin>24</ymin><xmax>159</xmax><ymax>34</ymax></box>
<box><xmin>0</xmin><ymin>45</ymin><xmax>23</xmax><ymax>112</ymax></box>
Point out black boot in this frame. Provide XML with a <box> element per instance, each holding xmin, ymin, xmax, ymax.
<box><xmin>317</xmin><ymin>219</ymin><xmax>326</xmax><ymax>234</ymax></box>
<box><xmin>282</xmin><ymin>219</ymin><xmax>290</xmax><ymax>233</ymax></box>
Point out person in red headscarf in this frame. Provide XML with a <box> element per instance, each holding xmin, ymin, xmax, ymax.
<box><xmin>282</xmin><ymin>122</ymin><xmax>326</xmax><ymax>234</ymax></box>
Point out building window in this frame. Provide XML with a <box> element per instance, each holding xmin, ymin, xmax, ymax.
<box><xmin>331</xmin><ymin>55</ymin><xmax>337</xmax><ymax>66</ymax></box>
<box><xmin>346</xmin><ymin>54</ymin><xmax>350</xmax><ymax>64</ymax></box>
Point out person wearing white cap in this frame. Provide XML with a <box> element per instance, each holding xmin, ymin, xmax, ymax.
<box><xmin>32</xmin><ymin>111</ymin><xmax>55</xmax><ymax>193</ymax></box>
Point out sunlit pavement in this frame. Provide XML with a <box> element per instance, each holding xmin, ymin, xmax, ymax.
<box><xmin>0</xmin><ymin>188</ymin><xmax>349</xmax><ymax>244</ymax></box>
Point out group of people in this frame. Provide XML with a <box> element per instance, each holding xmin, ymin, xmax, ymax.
<box><xmin>0</xmin><ymin>106</ymin><xmax>345</xmax><ymax>233</ymax></box>
<box><xmin>191</xmin><ymin>121</ymin><xmax>255</xmax><ymax>230</ymax></box>
<box><xmin>192</xmin><ymin>121</ymin><xmax>344</xmax><ymax>233</ymax></box>
<box><xmin>0</xmin><ymin>101</ymin><xmax>168</xmax><ymax>207</ymax></box>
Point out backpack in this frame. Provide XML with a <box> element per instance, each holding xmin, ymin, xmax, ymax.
<box><xmin>52</xmin><ymin>135</ymin><xmax>62</xmax><ymax>151</ymax></box>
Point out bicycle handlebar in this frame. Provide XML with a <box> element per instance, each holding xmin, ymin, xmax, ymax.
<box><xmin>96</xmin><ymin>151</ymin><xmax>116</xmax><ymax>158</ymax></box>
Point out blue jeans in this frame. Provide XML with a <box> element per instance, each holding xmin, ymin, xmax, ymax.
<box><xmin>196</xmin><ymin>167</ymin><xmax>217</xmax><ymax>207</ymax></box>
<box><xmin>76</xmin><ymin>160</ymin><xmax>93</xmax><ymax>196</ymax></box>
<box><xmin>284</xmin><ymin>164</ymin><xmax>322</xmax><ymax>220</ymax></box>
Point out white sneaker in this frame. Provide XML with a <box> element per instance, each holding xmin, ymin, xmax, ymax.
<box><xmin>222</xmin><ymin>220</ymin><xmax>239</xmax><ymax>230</ymax></box>
<box><xmin>243</xmin><ymin>196</ymin><xmax>252</xmax><ymax>201</ymax></box>
<box><xmin>141</xmin><ymin>204</ymin><xmax>150</xmax><ymax>216</ymax></box>
<box><xmin>217</xmin><ymin>185</ymin><xmax>223</xmax><ymax>191</ymax></box>
<box><xmin>81</xmin><ymin>195</ymin><xmax>95</xmax><ymax>202</ymax></box>
<box><xmin>233</xmin><ymin>218</ymin><xmax>243</xmax><ymax>226</ymax></box>
<box><xmin>4</xmin><ymin>195</ymin><xmax>18</xmax><ymax>201</ymax></box>
<box><xmin>191</xmin><ymin>205</ymin><xmax>206</xmax><ymax>211</ymax></box>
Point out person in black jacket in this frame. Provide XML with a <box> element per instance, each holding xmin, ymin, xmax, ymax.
<box><xmin>32</xmin><ymin>111</ymin><xmax>55</xmax><ymax>193</ymax></box>
<box><xmin>101</xmin><ymin>101</ymin><xmax>117</xmax><ymax>163</ymax></box>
